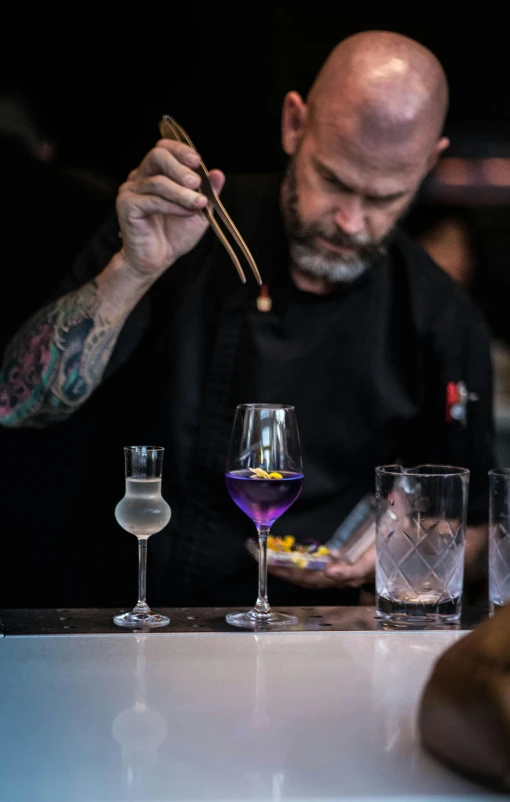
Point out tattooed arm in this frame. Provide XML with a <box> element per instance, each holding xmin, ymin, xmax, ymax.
<box><xmin>0</xmin><ymin>254</ymin><xmax>155</xmax><ymax>427</ymax></box>
<box><xmin>0</xmin><ymin>136</ymin><xmax>226</xmax><ymax>428</ymax></box>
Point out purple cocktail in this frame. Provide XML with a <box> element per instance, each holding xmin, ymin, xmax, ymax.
<box><xmin>224</xmin><ymin>403</ymin><xmax>303</xmax><ymax>629</ymax></box>
<box><xmin>225</xmin><ymin>469</ymin><xmax>303</xmax><ymax>526</ymax></box>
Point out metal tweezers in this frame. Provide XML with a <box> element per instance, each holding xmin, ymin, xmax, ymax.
<box><xmin>159</xmin><ymin>115</ymin><xmax>262</xmax><ymax>285</ymax></box>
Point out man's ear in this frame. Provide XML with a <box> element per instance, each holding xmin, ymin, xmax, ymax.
<box><xmin>427</xmin><ymin>136</ymin><xmax>450</xmax><ymax>172</ymax></box>
<box><xmin>281</xmin><ymin>91</ymin><xmax>307</xmax><ymax>156</ymax></box>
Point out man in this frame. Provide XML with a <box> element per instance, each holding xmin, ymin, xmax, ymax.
<box><xmin>0</xmin><ymin>31</ymin><xmax>494</xmax><ymax>607</ymax></box>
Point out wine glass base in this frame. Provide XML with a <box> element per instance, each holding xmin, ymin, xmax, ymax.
<box><xmin>226</xmin><ymin>609</ymin><xmax>298</xmax><ymax>630</ymax></box>
<box><xmin>113</xmin><ymin>611</ymin><xmax>170</xmax><ymax>629</ymax></box>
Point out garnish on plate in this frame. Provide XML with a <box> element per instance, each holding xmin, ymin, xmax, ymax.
<box><xmin>267</xmin><ymin>535</ymin><xmax>330</xmax><ymax>557</ymax></box>
<box><xmin>246</xmin><ymin>535</ymin><xmax>331</xmax><ymax>570</ymax></box>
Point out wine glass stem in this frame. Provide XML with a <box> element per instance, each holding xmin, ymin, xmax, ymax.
<box><xmin>255</xmin><ymin>526</ymin><xmax>271</xmax><ymax>614</ymax></box>
<box><xmin>134</xmin><ymin>537</ymin><xmax>151</xmax><ymax>614</ymax></box>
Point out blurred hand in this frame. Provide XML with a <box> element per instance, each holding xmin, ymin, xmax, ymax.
<box><xmin>116</xmin><ymin>139</ymin><xmax>225</xmax><ymax>279</ymax></box>
<box><xmin>465</xmin><ymin>524</ymin><xmax>488</xmax><ymax>581</ymax></box>
<box><xmin>268</xmin><ymin>544</ymin><xmax>376</xmax><ymax>590</ymax></box>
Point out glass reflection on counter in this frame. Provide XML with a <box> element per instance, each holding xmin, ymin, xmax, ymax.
<box><xmin>234</xmin><ymin>634</ymin><xmax>286</xmax><ymax>800</ymax></box>
<box><xmin>112</xmin><ymin>634</ymin><xmax>168</xmax><ymax>791</ymax></box>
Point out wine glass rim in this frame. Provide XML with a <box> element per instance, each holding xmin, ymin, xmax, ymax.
<box><xmin>489</xmin><ymin>468</ymin><xmax>510</xmax><ymax>477</ymax></box>
<box><xmin>124</xmin><ymin>445</ymin><xmax>165</xmax><ymax>451</ymax></box>
<box><xmin>236</xmin><ymin>403</ymin><xmax>295</xmax><ymax>411</ymax></box>
<box><xmin>376</xmin><ymin>463</ymin><xmax>469</xmax><ymax>477</ymax></box>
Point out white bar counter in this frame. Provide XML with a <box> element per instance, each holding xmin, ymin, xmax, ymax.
<box><xmin>0</xmin><ymin>608</ymin><xmax>503</xmax><ymax>801</ymax></box>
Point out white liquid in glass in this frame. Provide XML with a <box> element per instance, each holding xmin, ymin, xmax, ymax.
<box><xmin>115</xmin><ymin>478</ymin><xmax>171</xmax><ymax>538</ymax></box>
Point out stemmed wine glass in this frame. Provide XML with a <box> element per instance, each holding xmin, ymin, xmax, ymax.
<box><xmin>113</xmin><ymin>446</ymin><xmax>171</xmax><ymax>628</ymax></box>
<box><xmin>225</xmin><ymin>404</ymin><xmax>303</xmax><ymax>629</ymax></box>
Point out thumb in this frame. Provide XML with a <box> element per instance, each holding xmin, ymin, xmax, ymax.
<box><xmin>208</xmin><ymin>169</ymin><xmax>225</xmax><ymax>195</ymax></box>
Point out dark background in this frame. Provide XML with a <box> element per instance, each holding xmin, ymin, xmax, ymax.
<box><xmin>4</xmin><ymin>9</ymin><xmax>510</xmax><ymax>184</ymax></box>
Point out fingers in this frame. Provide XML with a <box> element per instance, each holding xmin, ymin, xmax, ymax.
<box><xmin>121</xmin><ymin>141</ymin><xmax>209</xmax><ymax>212</ymax></box>
<box><xmin>116</xmin><ymin>188</ymin><xmax>202</xmax><ymax>221</ymax></box>
<box><xmin>267</xmin><ymin>545</ymin><xmax>376</xmax><ymax>591</ymax></box>
<box><xmin>137</xmin><ymin>139</ymin><xmax>202</xmax><ymax>180</ymax></box>
<box><xmin>118</xmin><ymin>176</ymin><xmax>208</xmax><ymax>214</ymax></box>
<box><xmin>208</xmin><ymin>169</ymin><xmax>226</xmax><ymax>195</ymax></box>
<box><xmin>325</xmin><ymin>545</ymin><xmax>376</xmax><ymax>588</ymax></box>
<box><xmin>119</xmin><ymin>142</ymin><xmax>227</xmax><ymax>222</ymax></box>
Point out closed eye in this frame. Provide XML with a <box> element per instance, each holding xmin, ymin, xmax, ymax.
<box><xmin>314</xmin><ymin>158</ymin><xmax>408</xmax><ymax>204</ymax></box>
<box><xmin>365</xmin><ymin>193</ymin><xmax>405</xmax><ymax>205</ymax></box>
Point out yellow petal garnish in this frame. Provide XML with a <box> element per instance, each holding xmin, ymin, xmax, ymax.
<box><xmin>265</xmin><ymin>535</ymin><xmax>330</xmax><ymax>562</ymax></box>
<box><xmin>249</xmin><ymin>467</ymin><xmax>271</xmax><ymax>479</ymax></box>
<box><xmin>248</xmin><ymin>467</ymin><xmax>283</xmax><ymax>479</ymax></box>
<box><xmin>267</xmin><ymin>536</ymin><xmax>281</xmax><ymax>551</ymax></box>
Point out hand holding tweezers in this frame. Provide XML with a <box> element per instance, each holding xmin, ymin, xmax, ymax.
<box><xmin>159</xmin><ymin>115</ymin><xmax>262</xmax><ymax>285</ymax></box>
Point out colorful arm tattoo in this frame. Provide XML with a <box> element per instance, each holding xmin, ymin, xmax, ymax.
<box><xmin>0</xmin><ymin>281</ymin><xmax>122</xmax><ymax>427</ymax></box>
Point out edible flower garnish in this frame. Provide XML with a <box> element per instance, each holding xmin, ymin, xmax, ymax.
<box><xmin>249</xmin><ymin>468</ymin><xmax>283</xmax><ymax>479</ymax></box>
<box><xmin>266</xmin><ymin>535</ymin><xmax>330</xmax><ymax>558</ymax></box>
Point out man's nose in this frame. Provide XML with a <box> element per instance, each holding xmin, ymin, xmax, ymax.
<box><xmin>333</xmin><ymin>196</ymin><xmax>365</xmax><ymax>236</ymax></box>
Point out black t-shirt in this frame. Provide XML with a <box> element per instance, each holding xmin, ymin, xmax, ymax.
<box><xmin>6</xmin><ymin>173</ymin><xmax>496</xmax><ymax>607</ymax></box>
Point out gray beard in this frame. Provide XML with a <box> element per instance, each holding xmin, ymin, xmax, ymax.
<box><xmin>282</xmin><ymin>158</ymin><xmax>391</xmax><ymax>284</ymax></box>
<box><xmin>289</xmin><ymin>239</ymin><xmax>376</xmax><ymax>283</ymax></box>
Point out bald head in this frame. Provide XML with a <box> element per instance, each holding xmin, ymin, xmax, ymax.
<box><xmin>307</xmin><ymin>31</ymin><xmax>448</xmax><ymax>154</ymax></box>
<box><xmin>279</xmin><ymin>32</ymin><xmax>450</xmax><ymax>290</ymax></box>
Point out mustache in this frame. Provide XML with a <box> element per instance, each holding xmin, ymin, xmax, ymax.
<box><xmin>292</xmin><ymin>221</ymin><xmax>378</xmax><ymax>255</ymax></box>
<box><xmin>303</xmin><ymin>226</ymin><xmax>372</xmax><ymax>249</ymax></box>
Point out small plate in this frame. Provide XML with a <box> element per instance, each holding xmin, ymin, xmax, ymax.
<box><xmin>246</xmin><ymin>538</ymin><xmax>330</xmax><ymax>570</ymax></box>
